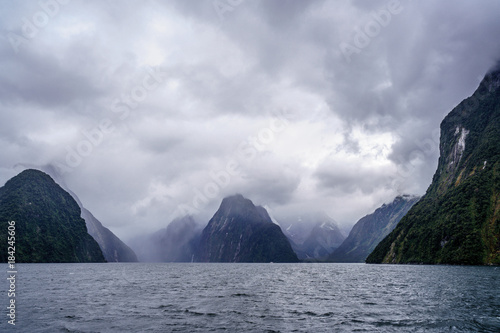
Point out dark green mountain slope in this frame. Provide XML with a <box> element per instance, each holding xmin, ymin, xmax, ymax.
<box><xmin>0</xmin><ymin>169</ymin><xmax>105</xmax><ymax>263</ymax></box>
<box><xmin>329</xmin><ymin>195</ymin><xmax>419</xmax><ymax>263</ymax></box>
<box><xmin>195</xmin><ymin>194</ymin><xmax>298</xmax><ymax>263</ymax></box>
<box><xmin>367</xmin><ymin>66</ymin><xmax>500</xmax><ymax>265</ymax></box>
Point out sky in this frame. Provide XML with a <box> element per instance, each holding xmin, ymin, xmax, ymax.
<box><xmin>1</xmin><ymin>0</ymin><xmax>500</xmax><ymax>240</ymax></box>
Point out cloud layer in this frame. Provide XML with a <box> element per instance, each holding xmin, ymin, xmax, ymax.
<box><xmin>1</xmin><ymin>0</ymin><xmax>499</xmax><ymax>239</ymax></box>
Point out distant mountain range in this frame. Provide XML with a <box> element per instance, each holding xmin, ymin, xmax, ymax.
<box><xmin>4</xmin><ymin>65</ymin><xmax>499</xmax><ymax>270</ymax></box>
<box><xmin>129</xmin><ymin>215</ymin><xmax>201</xmax><ymax>262</ymax></box>
<box><xmin>129</xmin><ymin>194</ymin><xmax>299</xmax><ymax>263</ymax></box>
<box><xmin>367</xmin><ymin>65</ymin><xmax>500</xmax><ymax>265</ymax></box>
<box><xmin>329</xmin><ymin>195</ymin><xmax>420</xmax><ymax>263</ymax></box>
<box><xmin>0</xmin><ymin>168</ymin><xmax>424</xmax><ymax>265</ymax></box>
<box><xmin>281</xmin><ymin>213</ymin><xmax>345</xmax><ymax>260</ymax></box>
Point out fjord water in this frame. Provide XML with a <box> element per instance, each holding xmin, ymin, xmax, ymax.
<box><xmin>2</xmin><ymin>263</ymin><xmax>499</xmax><ymax>332</ymax></box>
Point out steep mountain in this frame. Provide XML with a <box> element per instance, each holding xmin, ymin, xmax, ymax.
<box><xmin>367</xmin><ymin>65</ymin><xmax>500</xmax><ymax>265</ymax></box>
<box><xmin>195</xmin><ymin>194</ymin><xmax>298</xmax><ymax>263</ymax></box>
<box><xmin>0</xmin><ymin>169</ymin><xmax>105</xmax><ymax>263</ymax></box>
<box><xmin>129</xmin><ymin>215</ymin><xmax>201</xmax><ymax>262</ymax></box>
<box><xmin>286</xmin><ymin>213</ymin><xmax>345</xmax><ymax>260</ymax></box>
<box><xmin>23</xmin><ymin>165</ymin><xmax>138</xmax><ymax>262</ymax></box>
<box><xmin>329</xmin><ymin>195</ymin><xmax>420</xmax><ymax>263</ymax></box>
<box><xmin>81</xmin><ymin>207</ymin><xmax>137</xmax><ymax>262</ymax></box>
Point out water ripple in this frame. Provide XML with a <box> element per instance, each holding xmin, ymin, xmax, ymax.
<box><xmin>1</xmin><ymin>263</ymin><xmax>499</xmax><ymax>332</ymax></box>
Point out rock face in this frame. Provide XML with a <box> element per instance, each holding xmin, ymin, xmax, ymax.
<box><xmin>367</xmin><ymin>66</ymin><xmax>500</xmax><ymax>265</ymax></box>
<box><xmin>39</xmin><ymin>165</ymin><xmax>137</xmax><ymax>262</ymax></box>
<box><xmin>329</xmin><ymin>195</ymin><xmax>420</xmax><ymax>263</ymax></box>
<box><xmin>129</xmin><ymin>215</ymin><xmax>201</xmax><ymax>262</ymax></box>
<box><xmin>195</xmin><ymin>194</ymin><xmax>299</xmax><ymax>263</ymax></box>
<box><xmin>0</xmin><ymin>169</ymin><xmax>105</xmax><ymax>263</ymax></box>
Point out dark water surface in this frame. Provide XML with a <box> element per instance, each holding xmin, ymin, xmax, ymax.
<box><xmin>1</xmin><ymin>263</ymin><xmax>499</xmax><ymax>332</ymax></box>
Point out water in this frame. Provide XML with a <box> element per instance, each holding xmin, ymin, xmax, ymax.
<box><xmin>1</xmin><ymin>263</ymin><xmax>499</xmax><ymax>332</ymax></box>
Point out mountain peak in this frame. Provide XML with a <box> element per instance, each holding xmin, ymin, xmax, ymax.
<box><xmin>486</xmin><ymin>60</ymin><xmax>500</xmax><ymax>75</ymax></box>
<box><xmin>170</xmin><ymin>214</ymin><xmax>197</xmax><ymax>226</ymax></box>
<box><xmin>483</xmin><ymin>67</ymin><xmax>500</xmax><ymax>92</ymax></box>
<box><xmin>195</xmin><ymin>195</ymin><xmax>298</xmax><ymax>263</ymax></box>
<box><xmin>215</xmin><ymin>194</ymin><xmax>271</xmax><ymax>226</ymax></box>
<box><xmin>0</xmin><ymin>169</ymin><xmax>105</xmax><ymax>263</ymax></box>
<box><xmin>220</xmin><ymin>193</ymin><xmax>254</xmax><ymax>208</ymax></box>
<box><xmin>6</xmin><ymin>168</ymin><xmax>53</xmax><ymax>186</ymax></box>
<box><xmin>16</xmin><ymin>166</ymin><xmax>138</xmax><ymax>263</ymax></box>
<box><xmin>224</xmin><ymin>193</ymin><xmax>245</xmax><ymax>200</ymax></box>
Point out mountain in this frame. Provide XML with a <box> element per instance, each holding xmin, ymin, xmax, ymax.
<box><xmin>129</xmin><ymin>215</ymin><xmax>201</xmax><ymax>262</ymax></box>
<box><xmin>28</xmin><ymin>165</ymin><xmax>137</xmax><ymax>262</ymax></box>
<box><xmin>367</xmin><ymin>65</ymin><xmax>500</xmax><ymax>265</ymax></box>
<box><xmin>280</xmin><ymin>218</ymin><xmax>314</xmax><ymax>246</ymax></box>
<box><xmin>284</xmin><ymin>213</ymin><xmax>345</xmax><ymax>260</ymax></box>
<box><xmin>82</xmin><ymin>208</ymin><xmax>137</xmax><ymax>262</ymax></box>
<box><xmin>329</xmin><ymin>195</ymin><xmax>420</xmax><ymax>263</ymax></box>
<box><xmin>0</xmin><ymin>169</ymin><xmax>105</xmax><ymax>263</ymax></box>
<box><xmin>195</xmin><ymin>194</ymin><xmax>299</xmax><ymax>263</ymax></box>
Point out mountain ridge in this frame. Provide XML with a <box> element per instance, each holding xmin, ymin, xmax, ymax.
<box><xmin>21</xmin><ymin>165</ymin><xmax>138</xmax><ymax>262</ymax></box>
<box><xmin>195</xmin><ymin>194</ymin><xmax>299</xmax><ymax>263</ymax></box>
<box><xmin>0</xmin><ymin>169</ymin><xmax>105</xmax><ymax>263</ymax></box>
<box><xmin>367</xmin><ymin>66</ymin><xmax>500</xmax><ymax>265</ymax></box>
<box><xmin>329</xmin><ymin>195</ymin><xmax>420</xmax><ymax>263</ymax></box>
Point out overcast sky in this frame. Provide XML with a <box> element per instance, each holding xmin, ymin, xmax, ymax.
<box><xmin>1</xmin><ymin>0</ymin><xmax>499</xmax><ymax>239</ymax></box>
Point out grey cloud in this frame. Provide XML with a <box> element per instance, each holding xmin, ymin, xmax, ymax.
<box><xmin>239</xmin><ymin>164</ymin><xmax>301</xmax><ymax>205</ymax></box>
<box><xmin>314</xmin><ymin>159</ymin><xmax>393</xmax><ymax>195</ymax></box>
<box><xmin>0</xmin><ymin>47</ymin><xmax>104</xmax><ymax>108</ymax></box>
